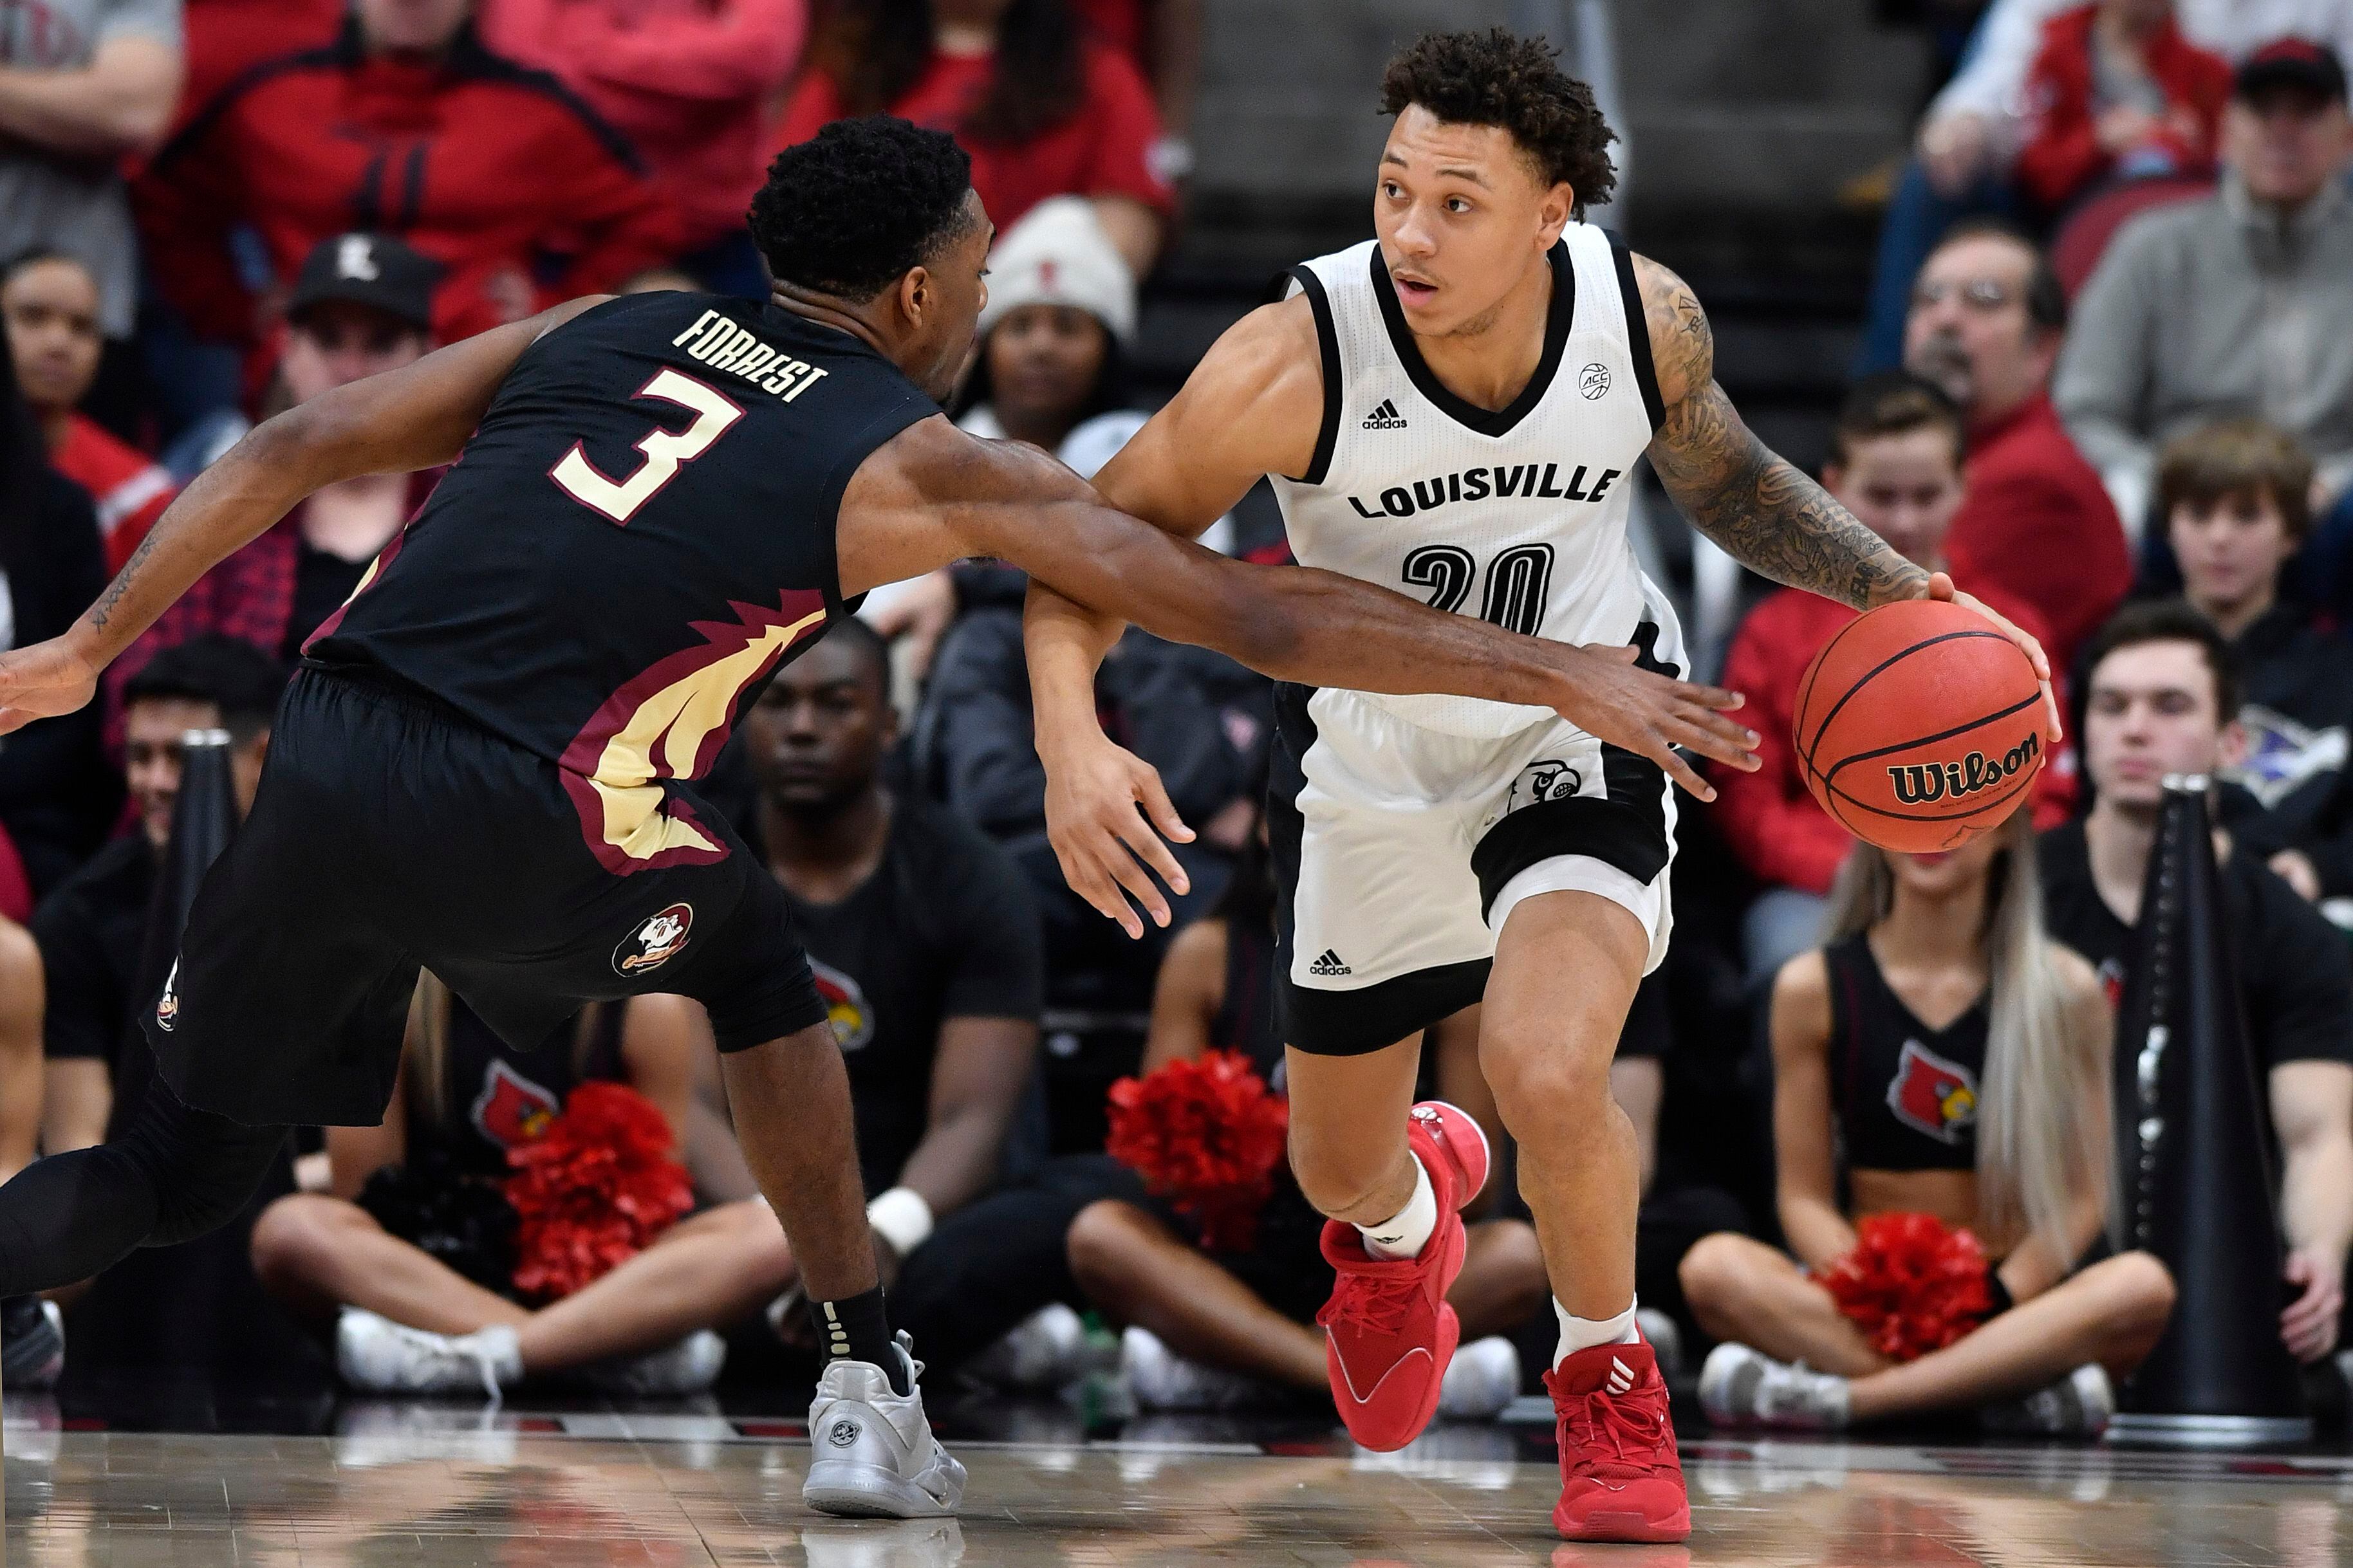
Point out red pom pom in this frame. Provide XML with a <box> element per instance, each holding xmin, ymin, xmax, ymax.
<box><xmin>505</xmin><ymin>1081</ymin><xmax>693</xmax><ymax>1302</ymax></box>
<box><xmin>1814</xmin><ymin>1212</ymin><xmax>1994</xmax><ymax>1363</ymax></box>
<box><xmin>1106</xmin><ymin>1050</ymin><xmax>1289</xmax><ymax>1251</ymax></box>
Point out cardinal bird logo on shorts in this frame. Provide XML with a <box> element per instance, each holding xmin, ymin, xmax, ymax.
<box><xmin>471</xmin><ymin>1059</ymin><xmax>561</xmax><ymax>1147</ymax></box>
<box><xmin>1507</xmin><ymin>757</ymin><xmax>1584</xmax><ymax>814</ymax></box>
<box><xmin>613</xmin><ymin>902</ymin><xmax>694</xmax><ymax>974</ymax></box>
<box><xmin>1886</xmin><ymin>1038</ymin><xmax>1979</xmax><ymax>1145</ymax></box>
<box><xmin>811</xmin><ymin>959</ymin><xmax>874</xmax><ymax>1051</ymax></box>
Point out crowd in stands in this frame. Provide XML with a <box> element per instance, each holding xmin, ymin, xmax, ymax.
<box><xmin>1</xmin><ymin>0</ymin><xmax>2350</xmax><ymax>1444</ymax></box>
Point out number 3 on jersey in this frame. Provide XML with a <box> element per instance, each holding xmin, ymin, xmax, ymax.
<box><xmin>551</xmin><ymin>367</ymin><xmax>744</xmax><ymax>524</ymax></box>
<box><xmin>1402</xmin><ymin>542</ymin><xmax>1555</xmax><ymax>637</ymax></box>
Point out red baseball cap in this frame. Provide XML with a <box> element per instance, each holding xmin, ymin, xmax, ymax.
<box><xmin>2235</xmin><ymin>39</ymin><xmax>2348</xmax><ymax>104</ymax></box>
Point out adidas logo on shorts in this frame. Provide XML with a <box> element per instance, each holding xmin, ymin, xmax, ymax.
<box><xmin>1308</xmin><ymin>948</ymin><xmax>1352</xmax><ymax>977</ymax></box>
<box><xmin>1361</xmin><ymin>399</ymin><xmax>1408</xmax><ymax>430</ymax></box>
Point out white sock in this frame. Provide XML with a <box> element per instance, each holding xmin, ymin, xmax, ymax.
<box><xmin>1357</xmin><ymin>1156</ymin><xmax>1437</xmax><ymax>1260</ymax></box>
<box><xmin>1552</xmin><ymin>1295</ymin><xmax>1640</xmax><ymax>1369</ymax></box>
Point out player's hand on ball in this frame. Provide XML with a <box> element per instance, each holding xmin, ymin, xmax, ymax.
<box><xmin>0</xmin><ymin>636</ymin><xmax>98</xmax><ymax>735</ymax></box>
<box><xmin>1553</xmin><ymin>643</ymin><xmax>1757</xmax><ymax>804</ymax></box>
<box><xmin>1044</xmin><ymin>732</ymin><xmax>1196</xmax><ymax>939</ymax></box>
<box><xmin>1922</xmin><ymin>573</ymin><xmax>2062</xmax><ymax>744</ymax></box>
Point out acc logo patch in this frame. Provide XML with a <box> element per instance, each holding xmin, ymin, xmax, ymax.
<box><xmin>154</xmin><ymin>959</ymin><xmax>180</xmax><ymax>1032</ymax></box>
<box><xmin>812</xmin><ymin>959</ymin><xmax>874</xmax><ymax>1051</ymax></box>
<box><xmin>1885</xmin><ymin>1038</ymin><xmax>1978</xmax><ymax>1145</ymax></box>
<box><xmin>614</xmin><ymin>902</ymin><xmax>694</xmax><ymax>975</ymax></box>
<box><xmin>1579</xmin><ymin>362</ymin><xmax>1612</xmax><ymax>400</ymax></box>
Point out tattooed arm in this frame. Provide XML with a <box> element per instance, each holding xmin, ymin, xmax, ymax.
<box><xmin>1637</xmin><ymin>254</ymin><xmax>1926</xmax><ymax>610</ymax></box>
<box><xmin>1633</xmin><ymin>254</ymin><xmax>2058</xmax><ymax>732</ymax></box>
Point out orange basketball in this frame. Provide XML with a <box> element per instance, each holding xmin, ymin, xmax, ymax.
<box><xmin>1794</xmin><ymin>598</ymin><xmax>2046</xmax><ymax>854</ymax></box>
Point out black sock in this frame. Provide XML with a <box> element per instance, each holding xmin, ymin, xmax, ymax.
<box><xmin>808</xmin><ymin>1285</ymin><xmax>907</xmax><ymax>1394</ymax></box>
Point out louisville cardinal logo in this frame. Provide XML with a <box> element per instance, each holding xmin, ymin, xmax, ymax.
<box><xmin>471</xmin><ymin>1058</ymin><xmax>561</xmax><ymax>1147</ymax></box>
<box><xmin>613</xmin><ymin>902</ymin><xmax>694</xmax><ymax>974</ymax></box>
<box><xmin>1885</xmin><ymin>1038</ymin><xmax>1978</xmax><ymax>1145</ymax></box>
<box><xmin>811</xmin><ymin>959</ymin><xmax>873</xmax><ymax>1051</ymax></box>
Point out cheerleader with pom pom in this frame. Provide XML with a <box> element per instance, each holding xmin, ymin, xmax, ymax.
<box><xmin>1683</xmin><ymin>809</ymin><xmax>2176</xmax><ymax>1435</ymax></box>
<box><xmin>249</xmin><ymin>975</ymin><xmax>795</xmax><ymax>1397</ymax></box>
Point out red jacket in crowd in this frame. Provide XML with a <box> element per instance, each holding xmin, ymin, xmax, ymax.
<box><xmin>162</xmin><ymin>0</ymin><xmax>344</xmax><ymax>140</ymax></box>
<box><xmin>2016</xmin><ymin>5</ymin><xmax>2231</xmax><ymax>213</ymax></box>
<box><xmin>1716</xmin><ymin>584</ymin><xmax>2077</xmax><ymax>896</ymax></box>
<box><xmin>51</xmin><ymin>415</ymin><xmax>175</xmax><ymax>576</ymax></box>
<box><xmin>1942</xmin><ymin>392</ymin><xmax>2130</xmax><ymax>672</ymax></box>
<box><xmin>479</xmin><ymin>0</ymin><xmax>805</xmax><ymax>252</ymax></box>
<box><xmin>135</xmin><ymin>21</ymin><xmax>679</xmax><ymax>347</ymax></box>
<box><xmin>773</xmin><ymin>41</ymin><xmax>1174</xmax><ymax>236</ymax></box>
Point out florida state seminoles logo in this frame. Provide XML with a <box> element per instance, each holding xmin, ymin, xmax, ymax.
<box><xmin>154</xmin><ymin>959</ymin><xmax>181</xmax><ymax>1032</ymax></box>
<box><xmin>614</xmin><ymin>903</ymin><xmax>694</xmax><ymax>974</ymax></box>
<box><xmin>1886</xmin><ymin>1038</ymin><xmax>1978</xmax><ymax>1145</ymax></box>
<box><xmin>812</xmin><ymin>959</ymin><xmax>873</xmax><ymax>1051</ymax></box>
<box><xmin>472</xmin><ymin>1058</ymin><xmax>560</xmax><ymax>1147</ymax></box>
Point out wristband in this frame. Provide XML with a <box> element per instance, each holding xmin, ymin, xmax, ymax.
<box><xmin>866</xmin><ymin>1186</ymin><xmax>935</xmax><ymax>1257</ymax></box>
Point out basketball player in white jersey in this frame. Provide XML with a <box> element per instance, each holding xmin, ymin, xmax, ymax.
<box><xmin>1023</xmin><ymin>30</ymin><xmax>2055</xmax><ymax>1544</ymax></box>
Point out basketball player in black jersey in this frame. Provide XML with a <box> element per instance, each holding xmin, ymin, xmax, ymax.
<box><xmin>0</xmin><ymin>116</ymin><xmax>1759</xmax><ymax>1518</ymax></box>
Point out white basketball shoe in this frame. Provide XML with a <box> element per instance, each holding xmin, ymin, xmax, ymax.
<box><xmin>803</xmin><ymin>1332</ymin><xmax>967</xmax><ymax>1518</ymax></box>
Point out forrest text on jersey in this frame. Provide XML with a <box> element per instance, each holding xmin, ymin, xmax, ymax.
<box><xmin>672</xmin><ymin>309</ymin><xmax>833</xmax><ymax>403</ymax></box>
<box><xmin>1346</xmin><ymin>462</ymin><xmax>1624</xmax><ymax>520</ymax></box>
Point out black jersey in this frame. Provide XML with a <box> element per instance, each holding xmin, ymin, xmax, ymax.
<box><xmin>1822</xmin><ymin>932</ymin><xmax>1986</xmax><ymax>1174</ymax></box>
<box><xmin>308</xmin><ymin>291</ymin><xmax>938</xmax><ymax>876</ymax></box>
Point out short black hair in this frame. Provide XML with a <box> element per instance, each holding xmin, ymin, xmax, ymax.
<box><xmin>1930</xmin><ymin>218</ymin><xmax>2067</xmax><ymax>335</ymax></box>
<box><xmin>2078</xmin><ymin>598</ymin><xmax>2242</xmax><ymax>725</ymax></box>
<box><xmin>811</xmin><ymin>614</ymin><xmax>890</xmax><ymax>696</ymax></box>
<box><xmin>1828</xmin><ymin>371</ymin><xmax>1967</xmax><ymax>470</ymax></box>
<box><xmin>749</xmin><ymin>116</ymin><xmax>978</xmax><ymax>302</ymax></box>
<box><xmin>1381</xmin><ymin>29</ymin><xmax>1618</xmax><ymax>219</ymax></box>
<box><xmin>123</xmin><ymin>635</ymin><xmax>290</xmax><ymax>743</ymax></box>
<box><xmin>1</xmin><ymin>248</ymin><xmax>88</xmax><ymax>290</ymax></box>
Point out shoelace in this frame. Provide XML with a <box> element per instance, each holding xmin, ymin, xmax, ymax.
<box><xmin>1559</xmin><ymin>1385</ymin><xmax>1669</xmax><ymax>1478</ymax></box>
<box><xmin>454</xmin><ymin>1334</ymin><xmax>506</xmax><ymax>1405</ymax></box>
<box><xmin>1319</xmin><ymin>1270</ymin><xmax>1426</xmax><ymax>1338</ymax></box>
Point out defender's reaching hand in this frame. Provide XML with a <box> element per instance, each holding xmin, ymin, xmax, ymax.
<box><xmin>1043</xmin><ymin>730</ymin><xmax>1198</xmax><ymax>939</ymax></box>
<box><xmin>1549</xmin><ymin>644</ymin><xmax>1757</xmax><ymax>803</ymax></box>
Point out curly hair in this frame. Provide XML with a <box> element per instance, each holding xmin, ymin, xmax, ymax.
<box><xmin>817</xmin><ymin>0</ymin><xmax>1084</xmax><ymax>145</ymax></box>
<box><xmin>1380</xmin><ymin>29</ymin><xmax>1619</xmax><ymax>219</ymax></box>
<box><xmin>749</xmin><ymin>116</ymin><xmax>977</xmax><ymax>301</ymax></box>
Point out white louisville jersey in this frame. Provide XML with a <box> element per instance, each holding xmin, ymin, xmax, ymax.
<box><xmin>1272</xmin><ymin>222</ymin><xmax>1678</xmax><ymax>739</ymax></box>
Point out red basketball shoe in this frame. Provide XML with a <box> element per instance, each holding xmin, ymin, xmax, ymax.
<box><xmin>1316</xmin><ymin>1101</ymin><xmax>1491</xmax><ymax>1452</ymax></box>
<box><xmin>1546</xmin><ymin>1334</ymin><xmax>1690</xmax><ymax>1543</ymax></box>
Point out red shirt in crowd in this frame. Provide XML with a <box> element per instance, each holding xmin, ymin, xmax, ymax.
<box><xmin>163</xmin><ymin>0</ymin><xmax>344</xmax><ymax>138</ymax></box>
<box><xmin>772</xmin><ymin>41</ymin><xmax>1174</xmax><ymax>234</ymax></box>
<box><xmin>50</xmin><ymin>415</ymin><xmax>176</xmax><ymax>575</ymax></box>
<box><xmin>134</xmin><ymin>21</ymin><xmax>680</xmax><ymax>347</ymax></box>
<box><xmin>478</xmin><ymin>0</ymin><xmax>805</xmax><ymax>252</ymax></box>
<box><xmin>1068</xmin><ymin>0</ymin><xmax>1146</xmax><ymax>64</ymax></box>
<box><xmin>2016</xmin><ymin>5</ymin><xmax>2231</xmax><ymax>213</ymax></box>
<box><xmin>1715</xmin><ymin>583</ymin><xmax>2077</xmax><ymax>896</ymax></box>
<box><xmin>1942</xmin><ymin>392</ymin><xmax>2130</xmax><ymax>672</ymax></box>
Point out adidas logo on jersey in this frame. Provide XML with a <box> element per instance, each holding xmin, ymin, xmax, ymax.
<box><xmin>1307</xmin><ymin>948</ymin><xmax>1352</xmax><ymax>977</ymax></box>
<box><xmin>1361</xmin><ymin>399</ymin><xmax>1408</xmax><ymax>430</ymax></box>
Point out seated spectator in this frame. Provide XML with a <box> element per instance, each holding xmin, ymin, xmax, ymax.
<box><xmin>118</xmin><ymin>234</ymin><xmax>442</xmax><ymax>684</ymax></box>
<box><xmin>1066</xmin><ymin>0</ymin><xmax>1200</xmax><ymax>192</ymax></box>
<box><xmin>0</xmin><ymin>909</ymin><xmax>50</xmax><ymax>1389</ymax></box>
<box><xmin>772</xmin><ymin>0</ymin><xmax>1175</xmax><ymax>275</ymax></box>
<box><xmin>1687</xmin><ymin>810</ymin><xmax>2172</xmax><ymax>1434</ymax></box>
<box><xmin>2014</xmin><ymin>1</ymin><xmax>2231</xmax><ymax>217</ymax></box>
<box><xmin>1904</xmin><ymin>221</ymin><xmax>2130</xmax><ymax>666</ymax></box>
<box><xmin>2055</xmin><ymin>42</ymin><xmax>2353</xmax><ymax>539</ymax></box>
<box><xmin>0</xmin><ymin>331</ymin><xmax>115</xmax><ymax>899</ymax></box>
<box><xmin>732</xmin><ymin>620</ymin><xmax>1048</xmax><ymax>1370</ymax></box>
<box><xmin>2041</xmin><ymin>600</ymin><xmax>2353</xmax><ymax>1366</ymax></box>
<box><xmin>4</xmin><ymin>252</ymin><xmax>176</xmax><ymax>572</ymax></box>
<box><xmin>2153</xmin><ymin>420</ymin><xmax>2353</xmax><ymax>901</ymax></box>
<box><xmin>1065</xmin><ymin>820</ymin><xmax>1542</xmax><ymax>1416</ymax></box>
<box><xmin>1716</xmin><ymin>373</ymin><xmax>2072</xmax><ymax>985</ymax></box>
<box><xmin>135</xmin><ymin>0</ymin><xmax>677</xmax><ymax>350</ymax></box>
<box><xmin>252</xmin><ymin>977</ymin><xmax>775</xmax><ymax>1395</ymax></box>
<box><xmin>478</xmin><ymin>0</ymin><xmax>804</xmax><ymax>295</ymax></box>
<box><xmin>0</xmin><ymin>0</ymin><xmax>182</xmax><ymax>346</ymax></box>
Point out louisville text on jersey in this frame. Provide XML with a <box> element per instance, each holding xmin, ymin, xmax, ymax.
<box><xmin>1345</xmin><ymin>463</ymin><xmax>1623</xmax><ymax>519</ymax></box>
<box><xmin>673</xmin><ymin>309</ymin><xmax>833</xmax><ymax>403</ymax></box>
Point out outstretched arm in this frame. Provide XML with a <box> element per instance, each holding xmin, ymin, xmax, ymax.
<box><xmin>0</xmin><ymin>299</ymin><xmax>608</xmax><ymax>732</ymax></box>
<box><xmin>1635</xmin><ymin>253</ymin><xmax>2056</xmax><ymax>732</ymax></box>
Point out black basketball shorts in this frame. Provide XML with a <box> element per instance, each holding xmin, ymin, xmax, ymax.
<box><xmin>142</xmin><ymin>668</ymin><xmax>827</xmax><ymax>1126</ymax></box>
